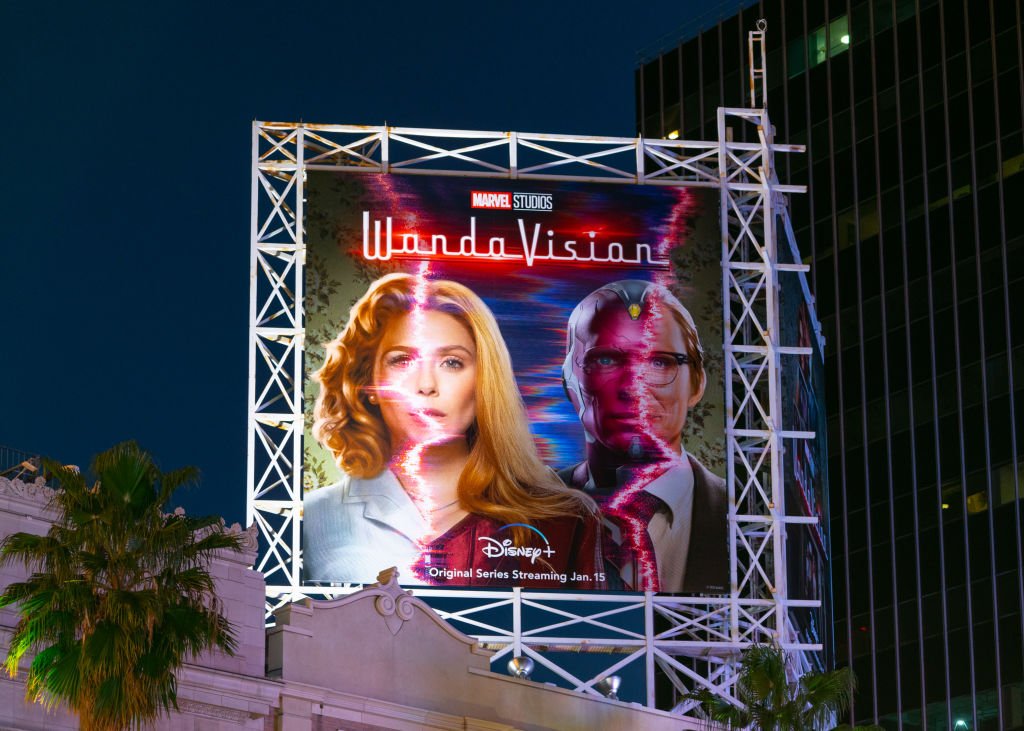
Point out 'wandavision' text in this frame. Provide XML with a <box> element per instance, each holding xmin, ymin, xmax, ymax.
<box><xmin>361</xmin><ymin>212</ymin><xmax>668</xmax><ymax>268</ymax></box>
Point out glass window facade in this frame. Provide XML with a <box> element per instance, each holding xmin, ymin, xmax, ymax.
<box><xmin>638</xmin><ymin>1</ymin><xmax>1024</xmax><ymax>728</ymax></box>
<box><xmin>789</xmin><ymin>14</ymin><xmax>851</xmax><ymax>76</ymax></box>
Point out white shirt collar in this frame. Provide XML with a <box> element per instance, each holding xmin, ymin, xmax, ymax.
<box><xmin>641</xmin><ymin>453</ymin><xmax>694</xmax><ymax>523</ymax></box>
<box><xmin>348</xmin><ymin>469</ymin><xmax>428</xmax><ymax>542</ymax></box>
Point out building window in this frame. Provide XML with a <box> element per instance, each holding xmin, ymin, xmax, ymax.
<box><xmin>788</xmin><ymin>15</ymin><xmax>850</xmax><ymax>78</ymax></box>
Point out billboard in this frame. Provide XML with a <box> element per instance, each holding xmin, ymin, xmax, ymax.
<box><xmin>779</xmin><ymin>240</ymin><xmax>832</xmax><ymax>668</ymax></box>
<box><xmin>301</xmin><ymin>172</ymin><xmax>725</xmax><ymax>593</ymax></box>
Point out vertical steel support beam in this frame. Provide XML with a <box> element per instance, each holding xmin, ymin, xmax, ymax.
<box><xmin>636</xmin><ymin>135</ymin><xmax>646</xmax><ymax>183</ymax></box>
<box><xmin>717</xmin><ymin>110</ymin><xmax>740</xmax><ymax>651</ymax></box>
<box><xmin>645</xmin><ymin>591</ymin><xmax>656</xmax><ymax>708</ymax></box>
<box><xmin>748</xmin><ymin>20</ymin><xmax>768</xmax><ymax>108</ymax></box>
<box><xmin>760</xmin><ymin>113</ymin><xmax>788</xmax><ymax>646</ymax></box>
<box><xmin>246</xmin><ymin>122</ymin><xmax>260</xmax><ymax>529</ymax></box>
<box><xmin>509</xmin><ymin>131</ymin><xmax>518</xmax><ymax>179</ymax></box>
<box><xmin>512</xmin><ymin>587</ymin><xmax>522</xmax><ymax>660</ymax></box>
<box><xmin>291</xmin><ymin>128</ymin><xmax>307</xmax><ymax>589</ymax></box>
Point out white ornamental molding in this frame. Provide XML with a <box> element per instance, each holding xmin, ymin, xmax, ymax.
<box><xmin>176</xmin><ymin>699</ymin><xmax>255</xmax><ymax>723</ymax></box>
<box><xmin>0</xmin><ymin>477</ymin><xmax>55</xmax><ymax>505</ymax></box>
<box><xmin>371</xmin><ymin>568</ymin><xmax>418</xmax><ymax>636</ymax></box>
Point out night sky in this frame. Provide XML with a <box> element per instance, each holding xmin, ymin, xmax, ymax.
<box><xmin>3</xmin><ymin>1</ymin><xmax>744</xmax><ymax>527</ymax></box>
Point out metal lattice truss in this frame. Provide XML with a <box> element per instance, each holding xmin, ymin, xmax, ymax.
<box><xmin>247</xmin><ymin>113</ymin><xmax>821</xmax><ymax>715</ymax></box>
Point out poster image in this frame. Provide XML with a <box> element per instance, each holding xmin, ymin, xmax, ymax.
<box><xmin>779</xmin><ymin>239</ymin><xmax>832</xmax><ymax>664</ymax></box>
<box><xmin>301</xmin><ymin>173</ymin><xmax>725</xmax><ymax>594</ymax></box>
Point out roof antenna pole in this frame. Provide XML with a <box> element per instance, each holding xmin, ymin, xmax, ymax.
<box><xmin>748</xmin><ymin>18</ymin><xmax>768</xmax><ymax>108</ymax></box>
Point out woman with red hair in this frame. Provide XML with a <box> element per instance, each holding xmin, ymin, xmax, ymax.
<box><xmin>303</xmin><ymin>272</ymin><xmax>606</xmax><ymax>590</ymax></box>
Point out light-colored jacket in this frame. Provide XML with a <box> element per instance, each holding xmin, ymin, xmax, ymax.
<box><xmin>302</xmin><ymin>470</ymin><xmax>426</xmax><ymax>584</ymax></box>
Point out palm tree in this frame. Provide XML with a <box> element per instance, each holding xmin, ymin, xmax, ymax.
<box><xmin>685</xmin><ymin>643</ymin><xmax>872</xmax><ymax>730</ymax></box>
<box><xmin>0</xmin><ymin>442</ymin><xmax>242</xmax><ymax>731</ymax></box>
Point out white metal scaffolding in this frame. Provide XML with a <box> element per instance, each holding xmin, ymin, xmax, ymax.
<box><xmin>247</xmin><ymin>113</ymin><xmax>821</xmax><ymax>716</ymax></box>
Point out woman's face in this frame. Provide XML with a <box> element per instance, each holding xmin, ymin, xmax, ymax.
<box><xmin>372</xmin><ymin>310</ymin><xmax>478</xmax><ymax>449</ymax></box>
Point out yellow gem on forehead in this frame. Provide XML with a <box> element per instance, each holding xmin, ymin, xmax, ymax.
<box><xmin>628</xmin><ymin>303</ymin><xmax>642</xmax><ymax>320</ymax></box>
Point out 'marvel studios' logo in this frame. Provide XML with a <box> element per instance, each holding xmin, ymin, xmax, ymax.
<box><xmin>470</xmin><ymin>191</ymin><xmax>554</xmax><ymax>212</ymax></box>
<box><xmin>478</xmin><ymin>523</ymin><xmax>555</xmax><ymax>564</ymax></box>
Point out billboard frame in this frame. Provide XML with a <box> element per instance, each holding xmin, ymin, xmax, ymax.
<box><xmin>246</xmin><ymin>113</ymin><xmax>824</xmax><ymax>714</ymax></box>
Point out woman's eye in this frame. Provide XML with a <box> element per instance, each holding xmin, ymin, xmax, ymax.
<box><xmin>650</xmin><ymin>356</ymin><xmax>670</xmax><ymax>369</ymax></box>
<box><xmin>385</xmin><ymin>353</ymin><xmax>413</xmax><ymax>369</ymax></box>
<box><xmin>440</xmin><ymin>357</ymin><xmax>464</xmax><ymax>370</ymax></box>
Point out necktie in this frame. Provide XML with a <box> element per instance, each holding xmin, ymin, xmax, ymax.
<box><xmin>605</xmin><ymin>490</ymin><xmax>665</xmax><ymax>591</ymax></box>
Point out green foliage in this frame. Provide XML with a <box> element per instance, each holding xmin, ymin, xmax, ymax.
<box><xmin>0</xmin><ymin>442</ymin><xmax>242</xmax><ymax>731</ymax></box>
<box><xmin>685</xmin><ymin>644</ymin><xmax>856</xmax><ymax>730</ymax></box>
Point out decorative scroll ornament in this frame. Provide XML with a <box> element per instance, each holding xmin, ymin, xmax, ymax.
<box><xmin>372</xmin><ymin>567</ymin><xmax>416</xmax><ymax>636</ymax></box>
<box><xmin>0</xmin><ymin>476</ymin><xmax>55</xmax><ymax>504</ymax></box>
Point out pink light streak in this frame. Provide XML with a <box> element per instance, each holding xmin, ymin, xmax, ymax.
<box><xmin>377</xmin><ymin>262</ymin><xmax>455</xmax><ymax>558</ymax></box>
<box><xmin>604</xmin><ymin>289</ymin><xmax>685</xmax><ymax>592</ymax></box>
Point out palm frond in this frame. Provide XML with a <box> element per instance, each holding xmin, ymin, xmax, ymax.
<box><xmin>0</xmin><ymin>442</ymin><xmax>241</xmax><ymax>730</ymax></box>
<box><xmin>685</xmin><ymin>643</ymin><xmax>861</xmax><ymax>731</ymax></box>
<box><xmin>801</xmin><ymin>666</ymin><xmax>855</xmax><ymax>727</ymax></box>
<box><xmin>686</xmin><ymin>686</ymin><xmax>751</xmax><ymax>726</ymax></box>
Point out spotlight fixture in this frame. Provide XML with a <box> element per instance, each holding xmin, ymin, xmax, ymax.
<box><xmin>507</xmin><ymin>656</ymin><xmax>535</xmax><ymax>679</ymax></box>
<box><xmin>595</xmin><ymin>675</ymin><xmax>622</xmax><ymax>700</ymax></box>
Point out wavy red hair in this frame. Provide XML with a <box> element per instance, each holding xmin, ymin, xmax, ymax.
<box><xmin>313</xmin><ymin>273</ymin><xmax>594</xmax><ymax>524</ymax></box>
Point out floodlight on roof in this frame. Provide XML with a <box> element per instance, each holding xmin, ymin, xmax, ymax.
<box><xmin>507</xmin><ymin>656</ymin><xmax>535</xmax><ymax>679</ymax></box>
<box><xmin>595</xmin><ymin>675</ymin><xmax>622</xmax><ymax>700</ymax></box>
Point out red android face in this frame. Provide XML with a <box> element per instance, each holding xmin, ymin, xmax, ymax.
<box><xmin>564</xmin><ymin>281</ymin><xmax>704</xmax><ymax>461</ymax></box>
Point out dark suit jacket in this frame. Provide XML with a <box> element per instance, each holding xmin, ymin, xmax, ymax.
<box><xmin>557</xmin><ymin>455</ymin><xmax>728</xmax><ymax>594</ymax></box>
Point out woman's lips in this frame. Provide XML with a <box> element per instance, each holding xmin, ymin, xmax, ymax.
<box><xmin>411</xmin><ymin>408</ymin><xmax>446</xmax><ymax>419</ymax></box>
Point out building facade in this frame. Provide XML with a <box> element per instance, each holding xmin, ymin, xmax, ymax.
<box><xmin>637</xmin><ymin>0</ymin><xmax>1024</xmax><ymax>728</ymax></box>
<box><xmin>0</xmin><ymin>475</ymin><xmax>700</xmax><ymax>731</ymax></box>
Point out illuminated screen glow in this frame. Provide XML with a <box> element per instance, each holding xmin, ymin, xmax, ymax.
<box><xmin>301</xmin><ymin>173</ymin><xmax>726</xmax><ymax>594</ymax></box>
<box><xmin>779</xmin><ymin>235</ymin><xmax>831</xmax><ymax>667</ymax></box>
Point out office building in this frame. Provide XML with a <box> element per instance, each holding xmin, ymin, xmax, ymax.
<box><xmin>637</xmin><ymin>1</ymin><xmax>1024</xmax><ymax>728</ymax></box>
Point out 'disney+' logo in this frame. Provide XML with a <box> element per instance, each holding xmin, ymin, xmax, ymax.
<box><xmin>478</xmin><ymin>524</ymin><xmax>556</xmax><ymax>564</ymax></box>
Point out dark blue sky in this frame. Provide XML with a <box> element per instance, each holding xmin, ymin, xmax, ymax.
<box><xmin>3</xmin><ymin>1</ymin><xmax>743</xmax><ymax>526</ymax></box>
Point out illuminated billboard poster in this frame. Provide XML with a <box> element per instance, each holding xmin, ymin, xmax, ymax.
<box><xmin>779</xmin><ymin>242</ymin><xmax>831</xmax><ymax>666</ymax></box>
<box><xmin>301</xmin><ymin>172</ymin><xmax>725</xmax><ymax>593</ymax></box>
